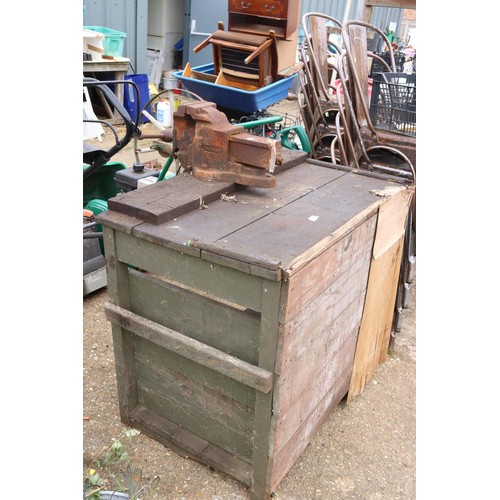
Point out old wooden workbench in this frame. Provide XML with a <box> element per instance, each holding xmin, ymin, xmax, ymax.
<box><xmin>97</xmin><ymin>153</ymin><xmax>414</xmax><ymax>499</ymax></box>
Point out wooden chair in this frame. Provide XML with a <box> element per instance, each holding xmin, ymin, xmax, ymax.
<box><xmin>193</xmin><ymin>22</ymin><xmax>278</xmax><ymax>89</ymax></box>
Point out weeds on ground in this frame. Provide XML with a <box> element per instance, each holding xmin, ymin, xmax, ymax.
<box><xmin>84</xmin><ymin>428</ymin><xmax>160</xmax><ymax>499</ymax></box>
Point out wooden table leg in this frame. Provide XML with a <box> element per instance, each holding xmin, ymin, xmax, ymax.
<box><xmin>112</xmin><ymin>70</ymin><xmax>126</xmax><ymax>125</ymax></box>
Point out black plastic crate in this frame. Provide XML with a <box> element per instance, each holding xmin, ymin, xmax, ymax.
<box><xmin>369</xmin><ymin>51</ymin><xmax>406</xmax><ymax>76</ymax></box>
<box><xmin>369</xmin><ymin>72</ymin><xmax>416</xmax><ymax>137</ymax></box>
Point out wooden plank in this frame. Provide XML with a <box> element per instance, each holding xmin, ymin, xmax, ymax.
<box><xmin>372</xmin><ymin>187</ymin><xmax>413</xmax><ymax>258</ymax></box>
<box><xmin>277</xmin><ymin>294</ymin><xmax>365</xmax><ymax>414</ymax></box>
<box><xmin>105</xmin><ymin>302</ymin><xmax>274</xmax><ymax>394</ymax></box>
<box><xmin>128</xmin><ymin>269</ymin><xmax>261</xmax><ymax>365</ymax></box>
<box><xmin>273</xmin><ymin>329</ymin><xmax>358</xmax><ymax>455</ymax></box>
<box><xmin>101</xmin><ymin>226</ymin><xmax>138</xmax><ymax>424</ymax></box>
<box><xmin>200</xmin><ymin>248</ymin><xmax>282</xmax><ymax>282</ymax></box>
<box><xmin>347</xmin><ymin>187</ymin><xmax>413</xmax><ymax>402</ymax></box>
<box><xmin>278</xmin><ymin>244</ymin><xmax>372</xmax><ymax>371</ymax></box>
<box><xmin>220</xmin><ymin>172</ymin><xmax>399</xmax><ymax>274</ymax></box>
<box><xmin>216</xmin><ymin>71</ymin><xmax>260</xmax><ymax>91</ymax></box>
<box><xmin>275</xmin><ymin>148</ymin><xmax>308</xmax><ymax>172</ymax></box>
<box><xmin>106</xmin><ymin>172</ymin><xmax>240</xmax><ymax>225</ymax></box>
<box><xmin>375</xmin><ymin>240</ymin><xmax>405</xmax><ymax>366</ymax></box>
<box><xmin>283</xmin><ymin>215</ymin><xmax>377</xmax><ymax>321</ymax></box>
<box><xmin>137</xmin><ymin>376</ymin><xmax>253</xmax><ymax>461</ymax></box>
<box><xmin>114</xmin><ymin>231</ymin><xmax>264</xmax><ymax>312</ymax></box>
<box><xmin>270</xmin><ymin>365</ymin><xmax>351</xmax><ymax>491</ymax></box>
<box><xmin>95</xmin><ymin>210</ymin><xmax>146</xmax><ymax>236</ymax></box>
<box><xmin>365</xmin><ymin>0</ymin><xmax>415</xmax><ymax>8</ymax></box>
<box><xmin>131</xmin><ymin>163</ymin><xmax>346</xmax><ymax>271</ymax></box>
<box><xmin>101</xmin><ymin>150</ymin><xmax>310</xmax><ymax>228</ymax></box>
<box><xmin>251</xmin><ymin>280</ymin><xmax>282</xmax><ymax>500</ymax></box>
<box><xmin>130</xmin><ymin>405</ymin><xmax>253</xmax><ymax>485</ymax></box>
<box><xmin>135</xmin><ymin>351</ymin><xmax>255</xmax><ymax>437</ymax></box>
<box><xmin>347</xmin><ymin>236</ymin><xmax>404</xmax><ymax>402</ymax></box>
<box><xmin>135</xmin><ymin>337</ymin><xmax>256</xmax><ymax>407</ymax></box>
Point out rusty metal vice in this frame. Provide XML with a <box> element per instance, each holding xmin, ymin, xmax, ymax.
<box><xmin>173</xmin><ymin>101</ymin><xmax>281</xmax><ymax>188</ymax></box>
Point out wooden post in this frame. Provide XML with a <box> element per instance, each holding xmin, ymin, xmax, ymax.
<box><xmin>251</xmin><ymin>279</ymin><xmax>282</xmax><ymax>499</ymax></box>
<box><xmin>102</xmin><ymin>226</ymin><xmax>138</xmax><ymax>424</ymax></box>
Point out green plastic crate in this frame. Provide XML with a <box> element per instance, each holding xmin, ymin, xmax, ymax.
<box><xmin>84</xmin><ymin>26</ymin><xmax>126</xmax><ymax>57</ymax></box>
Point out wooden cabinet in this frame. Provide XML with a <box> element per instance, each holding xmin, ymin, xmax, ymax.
<box><xmin>228</xmin><ymin>0</ymin><xmax>301</xmax><ymax>39</ymax></box>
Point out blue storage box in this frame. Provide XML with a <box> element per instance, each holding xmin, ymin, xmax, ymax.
<box><xmin>124</xmin><ymin>74</ymin><xmax>151</xmax><ymax>124</ymax></box>
<box><xmin>84</xmin><ymin>26</ymin><xmax>126</xmax><ymax>57</ymax></box>
<box><xmin>174</xmin><ymin>64</ymin><xmax>298</xmax><ymax>113</ymax></box>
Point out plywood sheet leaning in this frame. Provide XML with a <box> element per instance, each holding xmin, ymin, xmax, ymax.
<box><xmin>347</xmin><ymin>185</ymin><xmax>415</xmax><ymax>403</ymax></box>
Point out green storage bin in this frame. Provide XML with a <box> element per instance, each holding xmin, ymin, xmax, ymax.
<box><xmin>84</xmin><ymin>26</ymin><xmax>126</xmax><ymax>57</ymax></box>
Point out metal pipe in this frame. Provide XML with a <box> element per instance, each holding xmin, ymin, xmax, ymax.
<box><xmin>239</xmin><ymin>116</ymin><xmax>283</xmax><ymax>129</ymax></box>
<box><xmin>299</xmin><ymin>45</ymin><xmax>330</xmax><ymax>129</ymax></box>
<box><xmin>305</xmin><ymin>158</ymin><xmax>413</xmax><ymax>185</ymax></box>
<box><xmin>364</xmin><ymin>145</ymin><xmax>416</xmax><ymax>184</ymax></box>
<box><xmin>301</xmin><ymin>13</ymin><xmax>343</xmax><ymax>102</ymax></box>
<box><xmin>297</xmin><ymin>72</ymin><xmax>326</xmax><ymax>155</ymax></box>
<box><xmin>157</xmin><ymin>156</ymin><xmax>174</xmax><ymax>182</ymax></box>
<box><xmin>336</xmin><ymin>54</ymin><xmax>368</xmax><ymax>167</ymax></box>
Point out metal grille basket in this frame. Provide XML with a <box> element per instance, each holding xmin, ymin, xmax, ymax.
<box><xmin>369</xmin><ymin>72</ymin><xmax>416</xmax><ymax>137</ymax></box>
<box><xmin>369</xmin><ymin>51</ymin><xmax>406</xmax><ymax>76</ymax></box>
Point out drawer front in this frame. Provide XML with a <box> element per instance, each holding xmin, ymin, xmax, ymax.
<box><xmin>229</xmin><ymin>0</ymin><xmax>287</xmax><ymax>18</ymax></box>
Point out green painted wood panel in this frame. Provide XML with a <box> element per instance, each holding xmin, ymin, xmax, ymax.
<box><xmin>114</xmin><ymin>231</ymin><xmax>264</xmax><ymax>312</ymax></box>
<box><xmin>129</xmin><ymin>406</ymin><xmax>253</xmax><ymax>484</ymax></box>
<box><xmin>134</xmin><ymin>335</ymin><xmax>256</xmax><ymax>408</ymax></box>
<box><xmin>128</xmin><ymin>269</ymin><xmax>261</xmax><ymax>365</ymax></box>
<box><xmin>135</xmin><ymin>351</ymin><xmax>255</xmax><ymax>440</ymax></box>
<box><xmin>137</xmin><ymin>379</ymin><xmax>253</xmax><ymax>462</ymax></box>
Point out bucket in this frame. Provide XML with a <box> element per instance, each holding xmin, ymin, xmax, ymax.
<box><xmin>124</xmin><ymin>74</ymin><xmax>152</xmax><ymax>124</ymax></box>
<box><xmin>162</xmin><ymin>77</ymin><xmax>178</xmax><ymax>90</ymax></box>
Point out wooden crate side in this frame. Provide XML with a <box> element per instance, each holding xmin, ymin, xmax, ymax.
<box><xmin>130</xmin><ymin>405</ymin><xmax>253</xmax><ymax>485</ymax></box>
<box><xmin>276</xmin><ymin>294</ymin><xmax>365</xmax><ymax>414</ymax></box>
<box><xmin>128</xmin><ymin>269</ymin><xmax>261</xmax><ymax>365</ymax></box>
<box><xmin>277</xmin><ymin>242</ymin><xmax>372</xmax><ymax>373</ymax></box>
<box><xmin>105</xmin><ymin>303</ymin><xmax>273</xmax><ymax>395</ymax></box>
<box><xmin>135</xmin><ymin>348</ymin><xmax>255</xmax><ymax>436</ymax></box>
<box><xmin>273</xmin><ymin>328</ymin><xmax>359</xmax><ymax>456</ymax></box>
<box><xmin>114</xmin><ymin>231</ymin><xmax>264</xmax><ymax>312</ymax></box>
<box><xmin>283</xmin><ymin>215</ymin><xmax>377</xmax><ymax>321</ymax></box>
<box><xmin>270</xmin><ymin>365</ymin><xmax>352</xmax><ymax>491</ymax></box>
<box><xmin>135</xmin><ymin>335</ymin><xmax>256</xmax><ymax>408</ymax></box>
<box><xmin>136</xmin><ymin>360</ymin><xmax>254</xmax><ymax>462</ymax></box>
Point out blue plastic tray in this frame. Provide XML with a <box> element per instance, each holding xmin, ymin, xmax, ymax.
<box><xmin>174</xmin><ymin>64</ymin><xmax>297</xmax><ymax>113</ymax></box>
